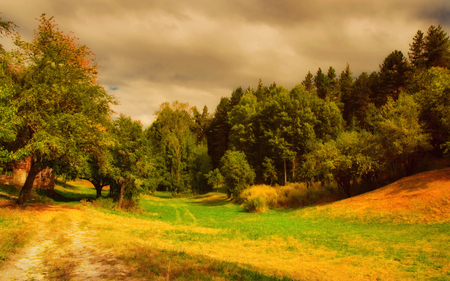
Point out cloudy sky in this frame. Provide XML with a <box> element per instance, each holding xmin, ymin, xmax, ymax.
<box><xmin>1</xmin><ymin>0</ymin><xmax>450</xmax><ymax>127</ymax></box>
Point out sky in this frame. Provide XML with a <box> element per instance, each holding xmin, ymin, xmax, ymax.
<box><xmin>1</xmin><ymin>0</ymin><xmax>450</xmax><ymax>127</ymax></box>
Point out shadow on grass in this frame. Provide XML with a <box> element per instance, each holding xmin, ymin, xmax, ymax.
<box><xmin>118</xmin><ymin>245</ymin><xmax>293</xmax><ymax>281</ymax></box>
<box><xmin>0</xmin><ymin>184</ymin><xmax>20</xmax><ymax>196</ymax></box>
<box><xmin>190</xmin><ymin>192</ymin><xmax>232</xmax><ymax>207</ymax></box>
<box><xmin>55</xmin><ymin>180</ymin><xmax>82</xmax><ymax>190</ymax></box>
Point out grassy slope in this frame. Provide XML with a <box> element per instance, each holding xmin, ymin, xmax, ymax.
<box><xmin>1</xmin><ymin>170</ymin><xmax>450</xmax><ymax>280</ymax></box>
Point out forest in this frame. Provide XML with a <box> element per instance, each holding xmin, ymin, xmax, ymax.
<box><xmin>1</xmin><ymin>14</ymin><xmax>450</xmax><ymax>208</ymax></box>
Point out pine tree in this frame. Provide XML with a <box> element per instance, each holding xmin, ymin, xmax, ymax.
<box><xmin>409</xmin><ymin>30</ymin><xmax>426</xmax><ymax>69</ymax></box>
<box><xmin>424</xmin><ymin>25</ymin><xmax>450</xmax><ymax>69</ymax></box>
<box><xmin>301</xmin><ymin>71</ymin><xmax>314</xmax><ymax>92</ymax></box>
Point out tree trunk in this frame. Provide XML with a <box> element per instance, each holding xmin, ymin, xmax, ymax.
<box><xmin>118</xmin><ymin>181</ymin><xmax>125</xmax><ymax>208</ymax></box>
<box><xmin>284</xmin><ymin>158</ymin><xmax>287</xmax><ymax>186</ymax></box>
<box><xmin>17</xmin><ymin>159</ymin><xmax>42</xmax><ymax>205</ymax></box>
<box><xmin>94</xmin><ymin>183</ymin><xmax>103</xmax><ymax>198</ymax></box>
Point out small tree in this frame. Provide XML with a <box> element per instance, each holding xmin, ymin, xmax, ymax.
<box><xmin>262</xmin><ymin>157</ymin><xmax>277</xmax><ymax>186</ymax></box>
<box><xmin>374</xmin><ymin>93</ymin><xmax>432</xmax><ymax>176</ymax></box>
<box><xmin>188</xmin><ymin>144</ymin><xmax>213</xmax><ymax>195</ymax></box>
<box><xmin>302</xmin><ymin>130</ymin><xmax>380</xmax><ymax>198</ymax></box>
<box><xmin>220</xmin><ymin>150</ymin><xmax>255</xmax><ymax>199</ymax></box>
<box><xmin>205</xmin><ymin>168</ymin><xmax>223</xmax><ymax>193</ymax></box>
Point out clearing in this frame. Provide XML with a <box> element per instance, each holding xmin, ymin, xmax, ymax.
<box><xmin>1</xmin><ymin>169</ymin><xmax>450</xmax><ymax>280</ymax></box>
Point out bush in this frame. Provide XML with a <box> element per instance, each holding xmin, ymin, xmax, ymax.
<box><xmin>240</xmin><ymin>182</ymin><xmax>343</xmax><ymax>212</ymax></box>
<box><xmin>92</xmin><ymin>197</ymin><xmax>116</xmax><ymax>209</ymax></box>
<box><xmin>240</xmin><ymin>185</ymin><xmax>278</xmax><ymax>213</ymax></box>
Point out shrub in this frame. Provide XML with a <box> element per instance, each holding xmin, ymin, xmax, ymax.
<box><xmin>92</xmin><ymin>197</ymin><xmax>116</xmax><ymax>209</ymax></box>
<box><xmin>240</xmin><ymin>182</ymin><xmax>343</xmax><ymax>212</ymax></box>
<box><xmin>240</xmin><ymin>185</ymin><xmax>278</xmax><ymax>213</ymax></box>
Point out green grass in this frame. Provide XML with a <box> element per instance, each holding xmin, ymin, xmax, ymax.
<box><xmin>0</xmin><ymin>185</ymin><xmax>20</xmax><ymax>197</ymax></box>
<box><xmin>2</xmin><ymin>182</ymin><xmax>450</xmax><ymax>280</ymax></box>
<box><xmin>53</xmin><ymin>180</ymin><xmax>102</xmax><ymax>201</ymax></box>
<box><xmin>92</xmin><ymin>193</ymin><xmax>450</xmax><ymax>280</ymax></box>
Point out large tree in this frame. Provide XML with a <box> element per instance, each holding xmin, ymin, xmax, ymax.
<box><xmin>0</xmin><ymin>15</ymin><xmax>114</xmax><ymax>204</ymax></box>
<box><xmin>108</xmin><ymin>115</ymin><xmax>149</xmax><ymax>207</ymax></box>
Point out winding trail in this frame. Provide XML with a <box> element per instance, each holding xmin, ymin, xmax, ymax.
<box><xmin>0</xmin><ymin>206</ymin><xmax>133</xmax><ymax>281</ymax></box>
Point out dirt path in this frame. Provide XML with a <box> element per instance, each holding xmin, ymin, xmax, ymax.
<box><xmin>0</xmin><ymin>207</ymin><xmax>133</xmax><ymax>281</ymax></box>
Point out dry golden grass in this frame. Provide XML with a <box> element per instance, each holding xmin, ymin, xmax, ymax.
<box><xmin>305</xmin><ymin>167</ymin><xmax>450</xmax><ymax>223</ymax></box>
<box><xmin>3</xmin><ymin>168</ymin><xmax>450</xmax><ymax>280</ymax></box>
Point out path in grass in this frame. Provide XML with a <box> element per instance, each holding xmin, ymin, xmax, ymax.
<box><xmin>0</xmin><ymin>206</ymin><xmax>131</xmax><ymax>281</ymax></box>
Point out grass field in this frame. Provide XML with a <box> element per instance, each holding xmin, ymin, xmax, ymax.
<box><xmin>1</xmin><ymin>170</ymin><xmax>450</xmax><ymax>280</ymax></box>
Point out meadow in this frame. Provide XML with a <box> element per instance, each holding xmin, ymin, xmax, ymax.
<box><xmin>1</xmin><ymin>170</ymin><xmax>450</xmax><ymax>280</ymax></box>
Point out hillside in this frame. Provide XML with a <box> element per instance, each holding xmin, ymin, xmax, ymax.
<box><xmin>309</xmin><ymin>168</ymin><xmax>450</xmax><ymax>223</ymax></box>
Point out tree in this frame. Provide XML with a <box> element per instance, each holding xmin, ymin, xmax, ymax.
<box><xmin>206</xmin><ymin>87</ymin><xmax>244</xmax><ymax>168</ymax></box>
<box><xmin>373</xmin><ymin>94</ymin><xmax>432</xmax><ymax>176</ymax></box>
<box><xmin>414</xmin><ymin>67</ymin><xmax>450</xmax><ymax>153</ymax></box>
<box><xmin>262</xmin><ymin>157</ymin><xmax>277</xmax><ymax>186</ymax></box>
<box><xmin>108</xmin><ymin>115</ymin><xmax>148</xmax><ymax>207</ymax></box>
<box><xmin>338</xmin><ymin>64</ymin><xmax>353</xmax><ymax>112</ymax></box>
<box><xmin>0</xmin><ymin>15</ymin><xmax>114</xmax><ymax>204</ymax></box>
<box><xmin>206</xmin><ymin>168</ymin><xmax>223</xmax><ymax>193</ymax></box>
<box><xmin>303</xmin><ymin>130</ymin><xmax>380</xmax><ymax>197</ymax></box>
<box><xmin>154</xmin><ymin>101</ymin><xmax>195</xmax><ymax>194</ymax></box>
<box><xmin>301</xmin><ymin>71</ymin><xmax>314</xmax><ymax>93</ymax></box>
<box><xmin>228</xmin><ymin>92</ymin><xmax>258</xmax><ymax>158</ymax></box>
<box><xmin>408</xmin><ymin>25</ymin><xmax>450</xmax><ymax>70</ymax></box>
<box><xmin>379</xmin><ymin>50</ymin><xmax>411</xmax><ymax>102</ymax></box>
<box><xmin>343</xmin><ymin>72</ymin><xmax>371</xmax><ymax>127</ymax></box>
<box><xmin>314</xmin><ymin>68</ymin><xmax>328</xmax><ymax>99</ymax></box>
<box><xmin>326</xmin><ymin>66</ymin><xmax>340</xmax><ymax>101</ymax></box>
<box><xmin>220</xmin><ymin>150</ymin><xmax>255</xmax><ymax>199</ymax></box>
<box><xmin>188</xmin><ymin>144</ymin><xmax>213</xmax><ymax>195</ymax></box>
<box><xmin>191</xmin><ymin>105</ymin><xmax>210</xmax><ymax>145</ymax></box>
<box><xmin>424</xmin><ymin>25</ymin><xmax>450</xmax><ymax>69</ymax></box>
<box><xmin>409</xmin><ymin>30</ymin><xmax>426</xmax><ymax>69</ymax></box>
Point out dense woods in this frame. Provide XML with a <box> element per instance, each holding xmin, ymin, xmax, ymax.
<box><xmin>1</xmin><ymin>15</ymin><xmax>450</xmax><ymax>206</ymax></box>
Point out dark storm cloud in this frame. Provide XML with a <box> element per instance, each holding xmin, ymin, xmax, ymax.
<box><xmin>1</xmin><ymin>0</ymin><xmax>449</xmax><ymax>126</ymax></box>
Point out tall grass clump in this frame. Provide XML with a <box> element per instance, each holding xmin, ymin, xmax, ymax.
<box><xmin>241</xmin><ymin>185</ymin><xmax>278</xmax><ymax>213</ymax></box>
<box><xmin>240</xmin><ymin>182</ymin><xmax>342</xmax><ymax>212</ymax></box>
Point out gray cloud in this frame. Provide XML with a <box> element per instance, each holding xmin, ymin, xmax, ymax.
<box><xmin>2</xmin><ymin>0</ymin><xmax>450</xmax><ymax>126</ymax></box>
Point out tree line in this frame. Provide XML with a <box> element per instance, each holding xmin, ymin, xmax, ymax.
<box><xmin>1</xmin><ymin>15</ymin><xmax>450</xmax><ymax>205</ymax></box>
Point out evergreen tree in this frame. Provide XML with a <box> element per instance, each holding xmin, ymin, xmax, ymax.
<box><xmin>301</xmin><ymin>71</ymin><xmax>314</xmax><ymax>93</ymax></box>
<box><xmin>424</xmin><ymin>25</ymin><xmax>450</xmax><ymax>69</ymax></box>
<box><xmin>314</xmin><ymin>68</ymin><xmax>328</xmax><ymax>99</ymax></box>
<box><xmin>379</xmin><ymin>50</ymin><xmax>411</xmax><ymax>101</ymax></box>
<box><xmin>409</xmin><ymin>30</ymin><xmax>426</xmax><ymax>69</ymax></box>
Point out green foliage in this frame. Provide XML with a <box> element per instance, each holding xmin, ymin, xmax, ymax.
<box><xmin>303</xmin><ymin>130</ymin><xmax>380</xmax><ymax>197</ymax></box>
<box><xmin>262</xmin><ymin>157</ymin><xmax>277</xmax><ymax>185</ymax></box>
<box><xmin>379</xmin><ymin>50</ymin><xmax>411</xmax><ymax>101</ymax></box>
<box><xmin>220</xmin><ymin>150</ymin><xmax>255</xmax><ymax>198</ymax></box>
<box><xmin>188</xmin><ymin>144</ymin><xmax>213</xmax><ymax>194</ymax></box>
<box><xmin>206</xmin><ymin>88</ymin><xmax>244</xmax><ymax>168</ymax></box>
<box><xmin>147</xmin><ymin>101</ymin><xmax>198</xmax><ymax>195</ymax></box>
<box><xmin>414</xmin><ymin>67</ymin><xmax>450</xmax><ymax>151</ymax></box>
<box><xmin>0</xmin><ymin>14</ymin><xmax>115</xmax><ymax>204</ymax></box>
<box><xmin>205</xmin><ymin>168</ymin><xmax>223</xmax><ymax>191</ymax></box>
<box><xmin>108</xmin><ymin>115</ymin><xmax>149</xmax><ymax>206</ymax></box>
<box><xmin>372</xmin><ymin>94</ymin><xmax>432</xmax><ymax>176</ymax></box>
